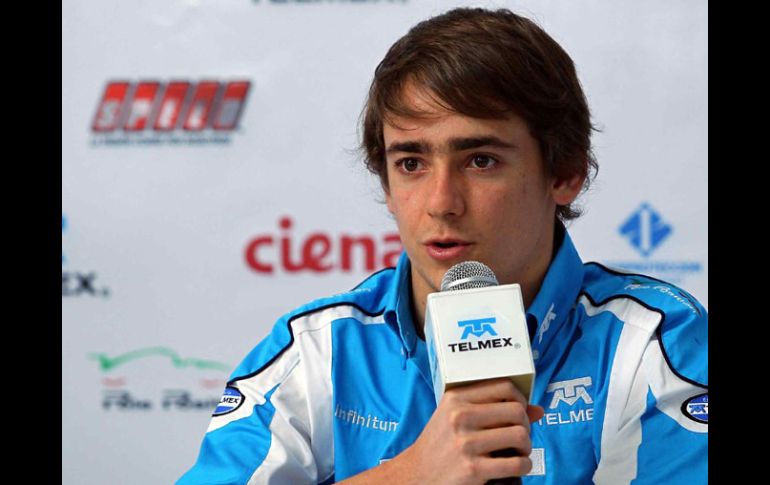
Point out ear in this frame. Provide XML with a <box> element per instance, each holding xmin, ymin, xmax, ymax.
<box><xmin>551</xmin><ymin>172</ymin><xmax>586</xmax><ymax>206</ymax></box>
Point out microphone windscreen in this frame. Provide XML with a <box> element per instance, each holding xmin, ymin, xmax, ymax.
<box><xmin>440</xmin><ymin>260</ymin><xmax>499</xmax><ymax>291</ymax></box>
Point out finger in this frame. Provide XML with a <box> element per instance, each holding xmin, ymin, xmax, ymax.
<box><xmin>527</xmin><ymin>404</ymin><xmax>545</xmax><ymax>423</ymax></box>
<box><xmin>453</xmin><ymin>401</ymin><xmax>530</xmax><ymax>432</ymax></box>
<box><xmin>452</xmin><ymin>378</ymin><xmax>527</xmax><ymax>405</ymax></box>
<box><xmin>474</xmin><ymin>454</ymin><xmax>533</xmax><ymax>480</ymax></box>
<box><xmin>467</xmin><ymin>426</ymin><xmax>533</xmax><ymax>456</ymax></box>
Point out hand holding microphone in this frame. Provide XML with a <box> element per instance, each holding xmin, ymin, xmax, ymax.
<box><xmin>341</xmin><ymin>261</ymin><xmax>543</xmax><ymax>485</ymax></box>
<box><xmin>401</xmin><ymin>377</ymin><xmax>542</xmax><ymax>485</ymax></box>
<box><xmin>417</xmin><ymin>261</ymin><xmax>542</xmax><ymax>484</ymax></box>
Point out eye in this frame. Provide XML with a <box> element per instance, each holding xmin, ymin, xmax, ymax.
<box><xmin>469</xmin><ymin>155</ymin><xmax>497</xmax><ymax>169</ymax></box>
<box><xmin>396</xmin><ymin>158</ymin><xmax>423</xmax><ymax>173</ymax></box>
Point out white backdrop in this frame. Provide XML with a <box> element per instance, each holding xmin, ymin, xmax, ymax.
<box><xmin>62</xmin><ymin>1</ymin><xmax>707</xmax><ymax>483</ymax></box>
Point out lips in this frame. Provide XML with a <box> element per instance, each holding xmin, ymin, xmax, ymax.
<box><xmin>424</xmin><ymin>239</ymin><xmax>472</xmax><ymax>261</ymax></box>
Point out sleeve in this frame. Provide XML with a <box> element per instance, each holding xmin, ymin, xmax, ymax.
<box><xmin>177</xmin><ymin>311</ymin><xmax>335</xmax><ymax>485</ymax></box>
<box><xmin>594</xmin><ymin>296</ymin><xmax>708</xmax><ymax>484</ymax></box>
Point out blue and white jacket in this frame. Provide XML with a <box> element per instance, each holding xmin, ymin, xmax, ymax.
<box><xmin>179</xmin><ymin>230</ymin><xmax>708</xmax><ymax>484</ymax></box>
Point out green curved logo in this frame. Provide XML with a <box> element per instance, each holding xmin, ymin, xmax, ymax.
<box><xmin>89</xmin><ymin>347</ymin><xmax>230</xmax><ymax>373</ymax></box>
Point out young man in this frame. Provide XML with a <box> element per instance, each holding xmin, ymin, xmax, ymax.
<box><xmin>179</xmin><ymin>8</ymin><xmax>707</xmax><ymax>484</ymax></box>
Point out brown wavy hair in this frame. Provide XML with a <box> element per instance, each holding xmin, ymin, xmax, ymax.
<box><xmin>360</xmin><ymin>7</ymin><xmax>598</xmax><ymax>221</ymax></box>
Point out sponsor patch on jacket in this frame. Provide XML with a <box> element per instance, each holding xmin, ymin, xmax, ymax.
<box><xmin>212</xmin><ymin>387</ymin><xmax>244</xmax><ymax>416</ymax></box>
<box><xmin>526</xmin><ymin>448</ymin><xmax>546</xmax><ymax>476</ymax></box>
<box><xmin>682</xmin><ymin>393</ymin><xmax>708</xmax><ymax>423</ymax></box>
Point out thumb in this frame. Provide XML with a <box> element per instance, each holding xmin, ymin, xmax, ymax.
<box><xmin>527</xmin><ymin>404</ymin><xmax>545</xmax><ymax>423</ymax></box>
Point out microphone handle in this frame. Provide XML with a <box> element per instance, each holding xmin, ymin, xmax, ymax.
<box><xmin>485</xmin><ymin>448</ymin><xmax>523</xmax><ymax>484</ymax></box>
<box><xmin>486</xmin><ymin>479</ymin><xmax>521</xmax><ymax>485</ymax></box>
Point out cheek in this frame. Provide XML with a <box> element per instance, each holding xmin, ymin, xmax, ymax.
<box><xmin>480</xmin><ymin>185</ymin><xmax>537</xmax><ymax>231</ymax></box>
<box><xmin>386</xmin><ymin>190</ymin><xmax>418</xmax><ymax>228</ymax></box>
<box><xmin>388</xmin><ymin>187</ymin><xmax>412</xmax><ymax>211</ymax></box>
<box><xmin>488</xmin><ymin>182</ymin><xmax>525</xmax><ymax>210</ymax></box>
<box><xmin>496</xmin><ymin>175</ymin><xmax>550</xmax><ymax>213</ymax></box>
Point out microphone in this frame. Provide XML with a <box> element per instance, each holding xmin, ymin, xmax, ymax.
<box><xmin>424</xmin><ymin>261</ymin><xmax>535</xmax><ymax>485</ymax></box>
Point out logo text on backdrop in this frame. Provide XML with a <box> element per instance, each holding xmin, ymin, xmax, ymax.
<box><xmin>245</xmin><ymin>216</ymin><xmax>402</xmax><ymax>274</ymax></box>
<box><xmin>91</xmin><ymin>80</ymin><xmax>250</xmax><ymax>147</ymax></box>
<box><xmin>608</xmin><ymin>202</ymin><xmax>703</xmax><ymax>286</ymax></box>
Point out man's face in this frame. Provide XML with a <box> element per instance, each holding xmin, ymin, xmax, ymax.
<box><xmin>383</xmin><ymin>85</ymin><xmax>582</xmax><ymax>309</ymax></box>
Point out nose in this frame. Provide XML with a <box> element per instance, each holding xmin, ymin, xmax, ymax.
<box><xmin>426</xmin><ymin>166</ymin><xmax>465</xmax><ymax>219</ymax></box>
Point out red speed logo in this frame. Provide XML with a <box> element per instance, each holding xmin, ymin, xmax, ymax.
<box><xmin>91</xmin><ymin>80</ymin><xmax>250</xmax><ymax>133</ymax></box>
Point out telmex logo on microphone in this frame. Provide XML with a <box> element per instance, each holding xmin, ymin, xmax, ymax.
<box><xmin>450</xmin><ymin>317</ymin><xmax>514</xmax><ymax>353</ymax></box>
<box><xmin>424</xmin><ymin>283</ymin><xmax>535</xmax><ymax>402</ymax></box>
<box><xmin>90</xmin><ymin>80</ymin><xmax>250</xmax><ymax>146</ymax></box>
<box><xmin>459</xmin><ymin>317</ymin><xmax>497</xmax><ymax>339</ymax></box>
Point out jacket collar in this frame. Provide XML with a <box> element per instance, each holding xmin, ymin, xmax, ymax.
<box><xmin>525</xmin><ymin>223</ymin><xmax>585</xmax><ymax>355</ymax></box>
<box><xmin>383</xmin><ymin>251</ymin><xmax>419</xmax><ymax>354</ymax></box>
<box><xmin>383</xmin><ymin>222</ymin><xmax>585</xmax><ymax>355</ymax></box>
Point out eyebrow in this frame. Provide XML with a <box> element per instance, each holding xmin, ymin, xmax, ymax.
<box><xmin>385</xmin><ymin>136</ymin><xmax>516</xmax><ymax>155</ymax></box>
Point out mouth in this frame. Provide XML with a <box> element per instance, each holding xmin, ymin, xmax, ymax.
<box><xmin>433</xmin><ymin>241</ymin><xmax>461</xmax><ymax>249</ymax></box>
<box><xmin>426</xmin><ymin>238</ymin><xmax>471</xmax><ymax>247</ymax></box>
<box><xmin>424</xmin><ymin>239</ymin><xmax>472</xmax><ymax>261</ymax></box>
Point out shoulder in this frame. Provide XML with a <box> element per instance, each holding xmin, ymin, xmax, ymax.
<box><xmin>581</xmin><ymin>262</ymin><xmax>707</xmax><ymax>386</ymax></box>
<box><xmin>285</xmin><ymin>264</ymin><xmax>397</xmax><ymax>331</ymax></box>
<box><xmin>581</xmin><ymin>262</ymin><xmax>706</xmax><ymax>322</ymax></box>
<box><xmin>229</xmin><ymin>267</ymin><xmax>397</xmax><ymax>383</ymax></box>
